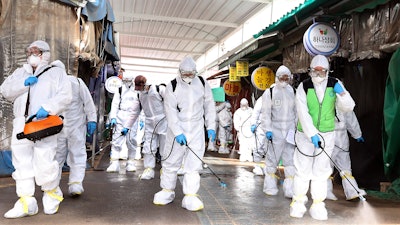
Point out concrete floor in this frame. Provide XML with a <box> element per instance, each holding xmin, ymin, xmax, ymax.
<box><xmin>1</xmin><ymin>149</ymin><xmax>400</xmax><ymax>225</ymax></box>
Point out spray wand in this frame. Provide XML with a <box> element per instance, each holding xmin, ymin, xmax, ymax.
<box><xmin>185</xmin><ymin>143</ymin><xmax>227</xmax><ymax>188</ymax></box>
<box><xmin>318</xmin><ymin>141</ymin><xmax>366</xmax><ymax>201</ymax></box>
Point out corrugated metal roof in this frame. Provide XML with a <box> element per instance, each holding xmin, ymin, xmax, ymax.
<box><xmin>109</xmin><ymin>0</ymin><xmax>270</xmax><ymax>80</ymax></box>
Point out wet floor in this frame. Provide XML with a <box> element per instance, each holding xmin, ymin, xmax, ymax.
<box><xmin>0</xmin><ymin>148</ymin><xmax>400</xmax><ymax>225</ymax></box>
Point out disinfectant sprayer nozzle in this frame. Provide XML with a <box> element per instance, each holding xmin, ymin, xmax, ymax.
<box><xmin>359</xmin><ymin>194</ymin><xmax>367</xmax><ymax>201</ymax></box>
<box><xmin>220</xmin><ymin>182</ymin><xmax>227</xmax><ymax>188</ymax></box>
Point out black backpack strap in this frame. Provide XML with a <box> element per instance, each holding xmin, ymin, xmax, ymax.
<box><xmin>327</xmin><ymin>77</ymin><xmax>338</xmax><ymax>87</ymax></box>
<box><xmin>302</xmin><ymin>78</ymin><xmax>313</xmax><ymax>94</ymax></box>
<box><xmin>269</xmin><ymin>86</ymin><xmax>274</xmax><ymax>99</ymax></box>
<box><xmin>24</xmin><ymin>66</ymin><xmax>54</xmax><ymax>116</ymax></box>
<box><xmin>171</xmin><ymin>78</ymin><xmax>177</xmax><ymax>92</ymax></box>
<box><xmin>198</xmin><ymin>76</ymin><xmax>205</xmax><ymax>87</ymax></box>
<box><xmin>156</xmin><ymin>84</ymin><xmax>166</xmax><ymax>101</ymax></box>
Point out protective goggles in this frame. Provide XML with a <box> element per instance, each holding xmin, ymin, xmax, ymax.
<box><xmin>180</xmin><ymin>70</ymin><xmax>196</xmax><ymax>78</ymax></box>
<box><xmin>277</xmin><ymin>74</ymin><xmax>291</xmax><ymax>83</ymax></box>
<box><xmin>26</xmin><ymin>47</ymin><xmax>48</xmax><ymax>57</ymax></box>
<box><xmin>309</xmin><ymin>68</ymin><xmax>328</xmax><ymax>78</ymax></box>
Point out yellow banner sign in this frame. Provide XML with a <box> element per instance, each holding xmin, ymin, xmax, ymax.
<box><xmin>236</xmin><ymin>61</ymin><xmax>249</xmax><ymax>77</ymax></box>
<box><xmin>229</xmin><ymin>66</ymin><xmax>240</xmax><ymax>82</ymax></box>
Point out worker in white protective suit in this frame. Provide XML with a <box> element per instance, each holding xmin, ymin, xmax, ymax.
<box><xmin>127</xmin><ymin>113</ymin><xmax>145</xmax><ymax>160</ymax></box>
<box><xmin>56</xmin><ymin>71</ymin><xmax>97</xmax><ymax>197</ymax></box>
<box><xmin>326</xmin><ymin>110</ymin><xmax>367</xmax><ymax>201</ymax></box>
<box><xmin>0</xmin><ymin>40</ymin><xmax>72</xmax><ymax>218</ymax></box>
<box><xmin>291</xmin><ymin>55</ymin><xmax>355</xmax><ymax>220</ymax></box>
<box><xmin>133</xmin><ymin>75</ymin><xmax>167</xmax><ymax>180</ymax></box>
<box><xmin>261</xmin><ymin>65</ymin><xmax>297</xmax><ymax>198</ymax></box>
<box><xmin>153</xmin><ymin>56</ymin><xmax>216</xmax><ymax>211</ymax></box>
<box><xmin>233</xmin><ymin>98</ymin><xmax>255</xmax><ymax>162</ymax></box>
<box><xmin>250</xmin><ymin>97</ymin><xmax>266</xmax><ymax>175</ymax></box>
<box><xmin>207</xmin><ymin>102</ymin><xmax>220</xmax><ymax>152</ymax></box>
<box><xmin>107</xmin><ymin>69</ymin><xmax>140</xmax><ymax>172</ymax></box>
<box><xmin>217</xmin><ymin>101</ymin><xmax>233</xmax><ymax>154</ymax></box>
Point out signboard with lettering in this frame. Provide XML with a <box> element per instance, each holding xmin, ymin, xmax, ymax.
<box><xmin>251</xmin><ymin>66</ymin><xmax>275</xmax><ymax>91</ymax></box>
<box><xmin>105</xmin><ymin>76</ymin><xmax>122</xmax><ymax>93</ymax></box>
<box><xmin>229</xmin><ymin>66</ymin><xmax>240</xmax><ymax>82</ymax></box>
<box><xmin>223</xmin><ymin>80</ymin><xmax>241</xmax><ymax>96</ymax></box>
<box><xmin>236</xmin><ymin>61</ymin><xmax>249</xmax><ymax>77</ymax></box>
<box><xmin>303</xmin><ymin>22</ymin><xmax>340</xmax><ymax>56</ymax></box>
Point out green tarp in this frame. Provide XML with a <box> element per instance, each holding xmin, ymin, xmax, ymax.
<box><xmin>212</xmin><ymin>87</ymin><xmax>225</xmax><ymax>102</ymax></box>
<box><xmin>383</xmin><ymin>47</ymin><xmax>400</xmax><ymax>181</ymax></box>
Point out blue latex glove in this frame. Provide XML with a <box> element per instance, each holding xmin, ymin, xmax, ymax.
<box><xmin>110</xmin><ymin>118</ymin><xmax>117</xmax><ymax>127</ymax></box>
<box><xmin>266</xmin><ymin>131</ymin><xmax>273</xmax><ymax>140</ymax></box>
<box><xmin>311</xmin><ymin>134</ymin><xmax>320</xmax><ymax>148</ymax></box>
<box><xmin>175</xmin><ymin>134</ymin><xmax>187</xmax><ymax>145</ymax></box>
<box><xmin>356</xmin><ymin>137</ymin><xmax>365</xmax><ymax>143</ymax></box>
<box><xmin>36</xmin><ymin>107</ymin><xmax>49</xmax><ymax>119</ymax></box>
<box><xmin>139</xmin><ymin>120</ymin><xmax>144</xmax><ymax>130</ymax></box>
<box><xmin>251</xmin><ymin>125</ymin><xmax>257</xmax><ymax>133</ymax></box>
<box><xmin>333</xmin><ymin>82</ymin><xmax>344</xmax><ymax>94</ymax></box>
<box><xmin>207</xmin><ymin>129</ymin><xmax>216</xmax><ymax>142</ymax></box>
<box><xmin>24</xmin><ymin>76</ymin><xmax>38</xmax><ymax>86</ymax></box>
<box><xmin>87</xmin><ymin>121</ymin><xmax>97</xmax><ymax>135</ymax></box>
<box><xmin>121</xmin><ymin>128</ymin><xmax>129</xmax><ymax>135</ymax></box>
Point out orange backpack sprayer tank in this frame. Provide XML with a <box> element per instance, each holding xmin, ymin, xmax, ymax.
<box><xmin>17</xmin><ymin>115</ymin><xmax>64</xmax><ymax>142</ymax></box>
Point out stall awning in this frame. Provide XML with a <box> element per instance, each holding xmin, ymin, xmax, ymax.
<box><xmin>253</xmin><ymin>0</ymin><xmax>391</xmax><ymax>39</ymax></box>
<box><xmin>218</xmin><ymin>34</ymin><xmax>279</xmax><ymax>70</ymax></box>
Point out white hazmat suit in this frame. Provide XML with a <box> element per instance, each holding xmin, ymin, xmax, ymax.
<box><xmin>291</xmin><ymin>55</ymin><xmax>355</xmax><ymax>220</ymax></box>
<box><xmin>153</xmin><ymin>56</ymin><xmax>216</xmax><ymax>211</ymax></box>
<box><xmin>261</xmin><ymin>65</ymin><xmax>296</xmax><ymax>198</ymax></box>
<box><xmin>233</xmin><ymin>98</ymin><xmax>255</xmax><ymax>162</ymax></box>
<box><xmin>217</xmin><ymin>102</ymin><xmax>233</xmax><ymax>154</ymax></box>
<box><xmin>250</xmin><ymin>97</ymin><xmax>266</xmax><ymax>175</ymax></box>
<box><xmin>134</xmin><ymin>76</ymin><xmax>167</xmax><ymax>180</ymax></box>
<box><xmin>107</xmin><ymin>74</ymin><xmax>140</xmax><ymax>172</ymax></box>
<box><xmin>56</xmin><ymin>74</ymin><xmax>97</xmax><ymax>197</ymax></box>
<box><xmin>0</xmin><ymin>40</ymin><xmax>72</xmax><ymax>218</ymax></box>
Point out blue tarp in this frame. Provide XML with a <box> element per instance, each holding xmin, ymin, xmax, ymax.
<box><xmin>0</xmin><ymin>150</ymin><xmax>15</xmax><ymax>176</ymax></box>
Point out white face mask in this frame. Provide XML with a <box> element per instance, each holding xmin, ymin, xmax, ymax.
<box><xmin>311</xmin><ymin>76</ymin><xmax>326</xmax><ymax>84</ymax></box>
<box><xmin>27</xmin><ymin>55</ymin><xmax>41</xmax><ymax>67</ymax></box>
<box><xmin>277</xmin><ymin>81</ymin><xmax>288</xmax><ymax>88</ymax></box>
<box><xmin>182</xmin><ymin>77</ymin><xmax>193</xmax><ymax>83</ymax></box>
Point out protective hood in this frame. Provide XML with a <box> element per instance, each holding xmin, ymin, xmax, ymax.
<box><xmin>276</xmin><ymin>65</ymin><xmax>291</xmax><ymax>78</ymax></box>
<box><xmin>310</xmin><ymin>55</ymin><xmax>329</xmax><ymax>70</ymax></box>
<box><xmin>179</xmin><ymin>56</ymin><xmax>197</xmax><ymax>72</ymax></box>
<box><xmin>28</xmin><ymin>40</ymin><xmax>51</xmax><ymax>64</ymax></box>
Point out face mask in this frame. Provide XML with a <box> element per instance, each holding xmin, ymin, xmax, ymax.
<box><xmin>182</xmin><ymin>77</ymin><xmax>193</xmax><ymax>83</ymax></box>
<box><xmin>27</xmin><ymin>55</ymin><xmax>41</xmax><ymax>67</ymax></box>
<box><xmin>277</xmin><ymin>81</ymin><xmax>288</xmax><ymax>88</ymax></box>
<box><xmin>311</xmin><ymin>76</ymin><xmax>326</xmax><ymax>84</ymax></box>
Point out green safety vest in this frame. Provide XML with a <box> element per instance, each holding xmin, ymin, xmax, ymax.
<box><xmin>297</xmin><ymin>77</ymin><xmax>338</xmax><ymax>132</ymax></box>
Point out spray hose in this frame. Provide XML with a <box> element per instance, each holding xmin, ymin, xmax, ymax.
<box><xmin>184</xmin><ymin>143</ymin><xmax>227</xmax><ymax>188</ymax></box>
<box><xmin>317</xmin><ymin>140</ymin><xmax>366</xmax><ymax>201</ymax></box>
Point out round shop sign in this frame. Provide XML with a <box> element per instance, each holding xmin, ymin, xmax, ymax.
<box><xmin>105</xmin><ymin>76</ymin><xmax>122</xmax><ymax>93</ymax></box>
<box><xmin>251</xmin><ymin>66</ymin><xmax>275</xmax><ymax>91</ymax></box>
<box><xmin>223</xmin><ymin>80</ymin><xmax>241</xmax><ymax>96</ymax></box>
<box><xmin>303</xmin><ymin>23</ymin><xmax>340</xmax><ymax>56</ymax></box>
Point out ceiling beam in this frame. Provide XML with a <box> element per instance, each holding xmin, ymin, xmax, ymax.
<box><xmin>118</xmin><ymin>31</ymin><xmax>218</xmax><ymax>44</ymax></box>
<box><xmin>124</xmin><ymin>68</ymin><xmax>175</xmax><ymax>75</ymax></box>
<box><xmin>117</xmin><ymin>12</ymin><xmax>239</xmax><ymax>28</ymax></box>
<box><xmin>122</xmin><ymin>62</ymin><xmax>178</xmax><ymax>69</ymax></box>
<box><xmin>242</xmin><ymin>0</ymin><xmax>272</xmax><ymax>3</ymax></box>
<box><xmin>121</xmin><ymin>55</ymin><xmax>181</xmax><ymax>63</ymax></box>
<box><xmin>120</xmin><ymin>45</ymin><xmax>203</xmax><ymax>55</ymax></box>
